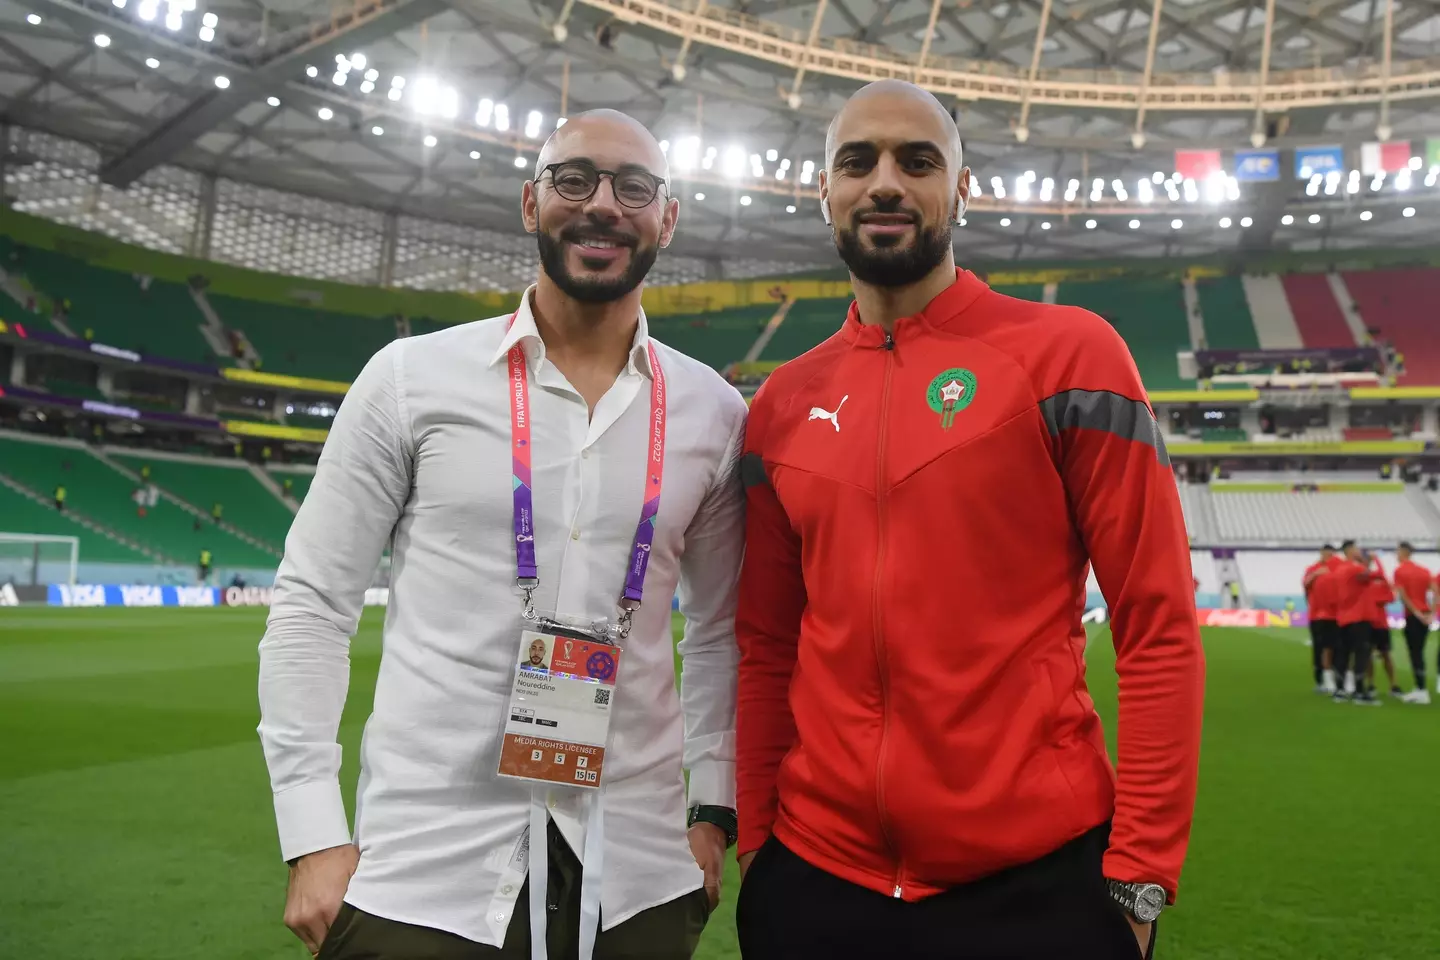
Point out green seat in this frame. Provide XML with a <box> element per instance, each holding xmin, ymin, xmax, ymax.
<box><xmin>114</xmin><ymin>454</ymin><xmax>294</xmax><ymax>550</ymax></box>
<box><xmin>650</xmin><ymin>305</ymin><xmax>774</xmax><ymax>370</ymax></box>
<box><xmin>759</xmin><ymin>298</ymin><xmax>852</xmax><ymax>363</ymax></box>
<box><xmin>1196</xmin><ymin>276</ymin><xmax>1260</xmax><ymax>350</ymax></box>
<box><xmin>0</xmin><ymin>482</ymin><xmax>148</xmax><ymax>563</ymax></box>
<box><xmin>13</xmin><ymin>248</ymin><xmax>217</xmax><ymax>364</ymax></box>
<box><xmin>269</xmin><ymin>470</ymin><xmax>314</xmax><ymax>502</ymax></box>
<box><xmin>1055</xmin><ymin>278</ymin><xmax>1193</xmax><ymax>391</ymax></box>
<box><xmin>210</xmin><ymin>296</ymin><xmax>399</xmax><ymax>383</ymax></box>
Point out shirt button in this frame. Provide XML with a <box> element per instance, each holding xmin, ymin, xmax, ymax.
<box><xmin>501</xmin><ymin>884</ymin><xmax>514</xmax><ymax>895</ymax></box>
<box><xmin>571</xmin><ymin>528</ymin><xmax>580</xmax><ymax>541</ymax></box>
<box><xmin>495</xmin><ymin>911</ymin><xmax>507</xmax><ymax>922</ymax></box>
<box><xmin>581</xmin><ymin>448</ymin><xmax>590</xmax><ymax>459</ymax></box>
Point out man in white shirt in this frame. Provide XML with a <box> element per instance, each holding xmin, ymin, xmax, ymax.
<box><xmin>259</xmin><ymin>109</ymin><xmax>747</xmax><ymax>960</ymax></box>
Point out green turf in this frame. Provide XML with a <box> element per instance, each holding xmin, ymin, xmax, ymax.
<box><xmin>1</xmin><ymin>612</ymin><xmax>1436</xmax><ymax>959</ymax></box>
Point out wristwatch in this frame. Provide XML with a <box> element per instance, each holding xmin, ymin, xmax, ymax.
<box><xmin>1106</xmin><ymin>879</ymin><xmax>1167</xmax><ymax>924</ymax></box>
<box><xmin>686</xmin><ymin>804</ymin><xmax>738</xmax><ymax>848</ymax></box>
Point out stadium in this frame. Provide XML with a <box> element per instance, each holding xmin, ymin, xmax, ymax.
<box><xmin>1</xmin><ymin>0</ymin><xmax>1439</xmax><ymax>957</ymax></box>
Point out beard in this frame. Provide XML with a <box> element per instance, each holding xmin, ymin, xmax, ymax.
<box><xmin>536</xmin><ymin>224</ymin><xmax>659</xmax><ymax>303</ymax></box>
<box><xmin>832</xmin><ymin>210</ymin><xmax>954</xmax><ymax>288</ymax></box>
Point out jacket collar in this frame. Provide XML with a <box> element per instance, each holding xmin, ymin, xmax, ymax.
<box><xmin>839</xmin><ymin>268</ymin><xmax>989</xmax><ymax>348</ymax></box>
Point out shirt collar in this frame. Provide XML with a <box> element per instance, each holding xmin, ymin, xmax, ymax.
<box><xmin>489</xmin><ymin>285</ymin><xmax>654</xmax><ymax>379</ymax></box>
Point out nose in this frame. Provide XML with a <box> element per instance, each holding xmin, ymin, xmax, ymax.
<box><xmin>866</xmin><ymin>153</ymin><xmax>907</xmax><ymax>206</ymax></box>
<box><xmin>582</xmin><ymin>174</ymin><xmax>624</xmax><ymax>223</ymax></box>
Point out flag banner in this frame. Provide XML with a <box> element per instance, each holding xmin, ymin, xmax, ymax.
<box><xmin>1294</xmin><ymin>145</ymin><xmax>1344</xmax><ymax>178</ymax></box>
<box><xmin>1175</xmin><ymin>149</ymin><xmax>1221</xmax><ymax>180</ymax></box>
<box><xmin>1233</xmin><ymin>149</ymin><xmax>1280</xmax><ymax>182</ymax></box>
<box><xmin>1360</xmin><ymin>140</ymin><xmax>1411</xmax><ymax>174</ymax></box>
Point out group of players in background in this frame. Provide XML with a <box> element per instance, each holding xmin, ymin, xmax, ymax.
<box><xmin>1304</xmin><ymin>543</ymin><xmax>1437</xmax><ymax>705</ymax></box>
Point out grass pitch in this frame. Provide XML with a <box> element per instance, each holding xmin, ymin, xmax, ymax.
<box><xmin>1</xmin><ymin>609</ymin><xmax>1437</xmax><ymax>959</ymax></box>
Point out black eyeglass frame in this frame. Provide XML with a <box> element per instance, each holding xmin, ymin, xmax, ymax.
<box><xmin>535</xmin><ymin>160</ymin><xmax>669</xmax><ymax>209</ymax></box>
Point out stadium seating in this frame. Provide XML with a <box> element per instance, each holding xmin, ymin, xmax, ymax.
<box><xmin>1239</xmin><ymin>275</ymin><xmax>1304</xmax><ymax>349</ymax></box>
<box><xmin>0</xmin><ymin>435</ymin><xmax>277</xmax><ymax>567</ymax></box>
<box><xmin>0</xmin><ymin>479</ymin><xmax>148</xmax><ymax>563</ymax></box>
<box><xmin>1195</xmin><ymin>276</ymin><xmax>1260</xmax><ymax>350</ymax></box>
<box><xmin>649</xmin><ymin>304</ymin><xmax>774</xmax><ymax>370</ymax></box>
<box><xmin>1279</xmin><ymin>273</ymin><xmax>1354</xmax><ymax>348</ymax></box>
<box><xmin>1209</xmin><ymin>489</ymin><xmax>1433</xmax><ymax>545</ymax></box>
<box><xmin>268</xmin><ymin>468</ymin><xmax>314</xmax><ymax>502</ymax></box>
<box><xmin>6</xmin><ymin>246</ymin><xmax>218</xmax><ymax>364</ymax></box>
<box><xmin>208</xmin><ymin>295</ymin><xmax>398</xmax><ymax>382</ymax></box>
<box><xmin>1055</xmin><ymin>278</ymin><xmax>1191</xmax><ymax>390</ymax></box>
<box><xmin>111</xmin><ymin>453</ymin><xmax>293</xmax><ymax>550</ymax></box>
<box><xmin>758</xmin><ymin>297</ymin><xmax>852</xmax><ymax>363</ymax></box>
<box><xmin>1340</xmin><ymin>268</ymin><xmax>1440</xmax><ymax>386</ymax></box>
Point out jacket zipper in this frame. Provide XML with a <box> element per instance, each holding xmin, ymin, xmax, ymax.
<box><xmin>873</xmin><ymin>330</ymin><xmax>903</xmax><ymax>898</ymax></box>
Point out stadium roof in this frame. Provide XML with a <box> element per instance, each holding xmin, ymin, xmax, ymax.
<box><xmin>3</xmin><ymin>0</ymin><xmax>1440</xmax><ymax>278</ymax></box>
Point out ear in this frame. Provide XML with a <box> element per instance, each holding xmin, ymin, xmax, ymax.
<box><xmin>818</xmin><ymin>168</ymin><xmax>832</xmax><ymax>226</ymax></box>
<box><xmin>659</xmin><ymin>195</ymin><xmax>679</xmax><ymax>249</ymax></box>
<box><xmin>954</xmin><ymin>164</ymin><xmax>972</xmax><ymax>221</ymax></box>
<box><xmin>521</xmin><ymin>178</ymin><xmax>539</xmax><ymax>234</ymax></box>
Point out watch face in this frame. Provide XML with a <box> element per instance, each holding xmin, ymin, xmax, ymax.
<box><xmin>1134</xmin><ymin>885</ymin><xmax>1166</xmax><ymax>923</ymax></box>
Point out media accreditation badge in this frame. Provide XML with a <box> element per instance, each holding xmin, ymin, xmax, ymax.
<box><xmin>498</xmin><ymin>628</ymin><xmax>622</xmax><ymax>789</ymax></box>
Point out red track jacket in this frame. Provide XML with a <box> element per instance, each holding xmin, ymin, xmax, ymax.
<box><xmin>736</xmin><ymin>270</ymin><xmax>1205</xmax><ymax>903</ymax></box>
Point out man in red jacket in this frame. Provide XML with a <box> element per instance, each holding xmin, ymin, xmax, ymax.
<box><xmin>1363</xmin><ymin>552</ymin><xmax>1400</xmax><ymax>698</ymax></box>
<box><xmin>1333</xmin><ymin>541</ymin><xmax>1381</xmax><ymax>704</ymax></box>
<box><xmin>1303</xmin><ymin>545</ymin><xmax>1340</xmax><ymax>693</ymax></box>
<box><xmin>1393</xmin><ymin>542</ymin><xmax>1435</xmax><ymax>704</ymax></box>
<box><xmin>734</xmin><ymin>79</ymin><xmax>1204</xmax><ymax>960</ymax></box>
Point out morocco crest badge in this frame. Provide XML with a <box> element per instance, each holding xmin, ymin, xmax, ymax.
<box><xmin>925</xmin><ymin>368</ymin><xmax>977</xmax><ymax>430</ymax></box>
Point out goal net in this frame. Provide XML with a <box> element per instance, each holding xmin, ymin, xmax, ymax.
<box><xmin>0</xmin><ymin>533</ymin><xmax>79</xmax><ymax>587</ymax></box>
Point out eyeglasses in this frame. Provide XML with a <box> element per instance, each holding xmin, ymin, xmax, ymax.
<box><xmin>537</xmin><ymin>160</ymin><xmax>666</xmax><ymax>209</ymax></box>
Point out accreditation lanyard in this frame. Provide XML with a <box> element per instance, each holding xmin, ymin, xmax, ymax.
<box><xmin>506</xmin><ymin>314</ymin><xmax>668</xmax><ymax>626</ymax></box>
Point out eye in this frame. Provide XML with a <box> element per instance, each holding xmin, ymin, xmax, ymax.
<box><xmin>903</xmin><ymin>156</ymin><xmax>939</xmax><ymax>172</ymax></box>
<box><xmin>838</xmin><ymin>155</ymin><xmax>873</xmax><ymax>172</ymax></box>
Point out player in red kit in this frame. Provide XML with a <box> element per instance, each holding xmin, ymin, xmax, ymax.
<box><xmin>1363</xmin><ymin>553</ymin><xmax>1400</xmax><ymax>699</ymax></box>
<box><xmin>1302</xmin><ymin>545</ymin><xmax>1340</xmax><ymax>693</ymax></box>
<box><xmin>1333</xmin><ymin>541</ymin><xmax>1382</xmax><ymax>705</ymax></box>
<box><xmin>1393</xmin><ymin>543</ymin><xmax>1435</xmax><ymax>704</ymax></box>
<box><xmin>734</xmin><ymin>80</ymin><xmax>1203</xmax><ymax>960</ymax></box>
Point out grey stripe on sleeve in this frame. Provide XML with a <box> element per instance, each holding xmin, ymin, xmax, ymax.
<box><xmin>739</xmin><ymin>452</ymin><xmax>771</xmax><ymax>490</ymax></box>
<box><xmin>1039</xmin><ymin>389</ymin><xmax>1171</xmax><ymax>467</ymax></box>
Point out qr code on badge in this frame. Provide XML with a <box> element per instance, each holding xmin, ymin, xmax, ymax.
<box><xmin>593</xmin><ymin>688</ymin><xmax>611</xmax><ymax>705</ymax></box>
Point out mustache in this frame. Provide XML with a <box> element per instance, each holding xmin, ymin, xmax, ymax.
<box><xmin>850</xmin><ymin>201</ymin><xmax>921</xmax><ymax>224</ymax></box>
<box><xmin>560</xmin><ymin>224</ymin><xmax>637</xmax><ymax>247</ymax></box>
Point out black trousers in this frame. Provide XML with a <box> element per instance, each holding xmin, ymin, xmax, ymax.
<box><xmin>1404</xmin><ymin>614</ymin><xmax>1431</xmax><ymax>689</ymax></box>
<box><xmin>1309</xmin><ymin>619</ymin><xmax>1337</xmax><ymax>681</ymax></box>
<box><xmin>737</xmin><ymin>824</ymin><xmax>1153</xmax><ymax>960</ymax></box>
<box><xmin>1337</xmin><ymin>622</ymin><xmax>1374</xmax><ymax>685</ymax></box>
<box><xmin>320</xmin><ymin>820</ymin><xmax>710</xmax><ymax>960</ymax></box>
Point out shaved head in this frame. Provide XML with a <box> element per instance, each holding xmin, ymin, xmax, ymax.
<box><xmin>826</xmin><ymin>80</ymin><xmax>962</xmax><ymax>172</ymax></box>
<box><xmin>535</xmin><ymin>108</ymin><xmax>669</xmax><ymax>182</ymax></box>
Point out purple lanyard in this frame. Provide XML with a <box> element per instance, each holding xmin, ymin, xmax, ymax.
<box><xmin>507</xmin><ymin>317</ymin><xmax>668</xmax><ymax>611</ymax></box>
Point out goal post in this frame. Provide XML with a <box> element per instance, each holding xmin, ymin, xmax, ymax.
<box><xmin>0</xmin><ymin>533</ymin><xmax>79</xmax><ymax>586</ymax></box>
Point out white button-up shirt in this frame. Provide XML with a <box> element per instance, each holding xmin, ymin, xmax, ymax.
<box><xmin>257</xmin><ymin>290</ymin><xmax>747</xmax><ymax>945</ymax></box>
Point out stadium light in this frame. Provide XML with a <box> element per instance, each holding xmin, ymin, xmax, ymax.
<box><xmin>1014</xmin><ymin>177</ymin><xmax>1030</xmax><ymax>202</ymax></box>
<box><xmin>145</xmin><ymin>57</ymin><xmax>159</xmax><ymax>68</ymax></box>
<box><xmin>1280</xmin><ymin>214</ymin><xmax>1294</xmax><ymax>225</ymax></box>
<box><xmin>766</xmin><ymin>149</ymin><xmax>778</xmax><ymax>162</ymax></box>
<box><xmin>165</xmin><ymin>11</ymin><xmax>181</xmax><ymax>30</ymax></box>
<box><xmin>1128</xmin><ymin>219</ymin><xmax>1140</xmax><ymax>229</ymax></box>
<box><xmin>1085</xmin><ymin>219</ymin><xmax>1096</xmax><ymax>229</ymax></box>
<box><xmin>525</xmin><ymin>110</ymin><xmax>543</xmax><ymax>139</ymax></box>
<box><xmin>364</xmin><ymin>69</ymin><xmax>379</xmax><ymax>82</ymax></box>
<box><xmin>474</xmin><ymin>98</ymin><xmax>494</xmax><ymax>127</ymax></box>
<box><xmin>494</xmin><ymin>103</ymin><xmax>509</xmax><ymax>131</ymax></box>
<box><xmin>1305</xmin><ymin>177</ymin><xmax>1320</xmax><ymax>197</ymax></box>
<box><xmin>360</xmin><ymin>81</ymin><xmax>374</xmax><ymax>93</ymax></box>
<box><xmin>1409</xmin><ymin>155</ymin><xmax>1422</xmax><ymax>170</ymax></box>
<box><xmin>1152</xmin><ymin>171</ymin><xmax>1164</xmax><ymax>184</ymax></box>
<box><xmin>1324</xmin><ymin>171</ymin><xmax>1340</xmax><ymax>196</ymax></box>
<box><xmin>1024</xmin><ymin>170</ymin><xmax>1036</xmax><ymax>182</ymax></box>
<box><xmin>94</xmin><ymin>33</ymin><xmax>111</xmax><ymax>47</ymax></box>
<box><xmin>306</xmin><ymin>65</ymin><xmax>318</xmax><ymax>78</ymax></box>
<box><xmin>694</xmin><ymin>192</ymin><xmax>705</xmax><ymax>201</ymax></box>
<box><xmin>1240</xmin><ymin>216</ymin><xmax>1253</xmax><ymax>227</ymax></box>
<box><xmin>786</xmin><ymin>204</ymin><xmax>796</xmax><ymax>213</ymax></box>
<box><xmin>351</xmin><ymin>53</ymin><xmax>367</xmax><ymax>71</ymax></box>
<box><xmin>1171</xmin><ymin>218</ymin><xmax>1183</xmax><ymax>229</ymax></box>
<box><xmin>332</xmin><ymin>72</ymin><xmax>347</xmax><ymax>86</ymax></box>
<box><xmin>469</xmin><ymin>150</ymin><xmax>481</xmax><ymax>160</ymax></box>
<box><xmin>413</xmin><ymin>79</ymin><xmax>460</xmax><ymax>120</ymax></box>
<box><xmin>1403</xmin><ymin>206</ymin><xmax>1416</xmax><ymax>217</ymax></box>
<box><xmin>422</xmin><ymin>134</ymin><xmax>437</xmax><ymax>148</ymax></box>
<box><xmin>1219</xmin><ymin>217</ymin><xmax>1231</xmax><ymax>228</ymax></box>
<box><xmin>25</xmin><ymin>12</ymin><xmax>40</xmax><ymax>24</ymax></box>
<box><xmin>1040</xmin><ymin>221</ymin><xmax>1051</xmax><ymax>230</ymax></box>
<box><xmin>138</xmin><ymin>0</ymin><xmax>157</xmax><ymax>19</ymax></box>
<box><xmin>371</xmin><ymin>125</ymin><xmax>383</xmax><ymax>136</ymax></box>
<box><xmin>388</xmin><ymin>87</ymin><xmax>402</xmax><ymax>101</ymax></box>
<box><xmin>1000</xmin><ymin>217</ymin><xmax>1011</xmax><ymax>226</ymax></box>
<box><xmin>202</xmin><ymin>11</ymin><xmax>216</xmax><ymax>26</ymax></box>
<box><xmin>1067</xmin><ymin>178</ymin><xmax>1080</xmax><ymax>194</ymax></box>
<box><xmin>213</xmin><ymin>75</ymin><xmax>229</xmax><ymax>89</ymax></box>
<box><xmin>702</xmin><ymin>146</ymin><xmax>716</xmax><ymax>171</ymax></box>
<box><xmin>1308</xmin><ymin>213</ymin><xmax>1321</xmax><ymax>224</ymax></box>
<box><xmin>1138</xmin><ymin>180</ymin><xmax>1154</xmax><ymax>203</ymax></box>
<box><xmin>1225</xmin><ymin>175</ymin><xmax>1240</xmax><ymax>201</ymax></box>
<box><xmin>991</xmin><ymin>176</ymin><xmax>1005</xmax><ymax>199</ymax></box>
<box><xmin>721</xmin><ymin>145</ymin><xmax>746</xmax><ymax>178</ymax></box>
<box><xmin>113</xmin><ymin>0</ymin><xmax>125</xmax><ymax>7</ymax></box>
<box><xmin>1395</xmin><ymin>168</ymin><xmax>1412</xmax><ymax>191</ymax></box>
<box><xmin>1040</xmin><ymin>177</ymin><xmax>1054</xmax><ymax>201</ymax></box>
<box><xmin>199</xmin><ymin>26</ymin><xmax>214</xmax><ymax>41</ymax></box>
<box><xmin>266</xmin><ymin>96</ymin><xmax>280</xmax><ymax>108</ymax></box>
<box><xmin>673</xmin><ymin>136</ymin><xmax>700</xmax><ymax>171</ymax></box>
<box><xmin>317</xmin><ymin>107</ymin><xmax>333</xmax><ymax>120</ymax></box>
<box><xmin>970</xmin><ymin>175</ymin><xmax>981</xmax><ymax>197</ymax></box>
<box><xmin>1183</xmin><ymin>178</ymin><xmax>1199</xmax><ymax>203</ymax></box>
<box><xmin>1092</xmin><ymin>177</ymin><xmax>1104</xmax><ymax>193</ymax></box>
<box><xmin>740</xmin><ymin>195</ymin><xmax>752</xmax><ymax>206</ymax></box>
<box><xmin>1359</xmin><ymin>210</ymin><xmax>1372</xmax><ymax>220</ymax></box>
<box><xmin>513</xmin><ymin>155</ymin><xmax>527</xmax><ymax>168</ymax></box>
<box><xmin>800</xmin><ymin>159</ymin><xmax>814</xmax><ymax>185</ymax></box>
<box><xmin>391</xmin><ymin>75</ymin><xmax>406</xmax><ymax>88</ymax></box>
<box><xmin>1115</xmin><ymin>185</ymin><xmax>1129</xmax><ymax>202</ymax></box>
